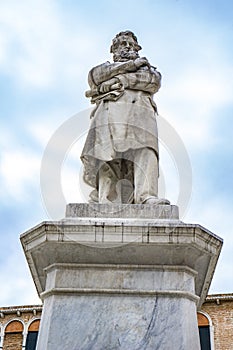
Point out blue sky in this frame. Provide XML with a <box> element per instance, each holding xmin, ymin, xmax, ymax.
<box><xmin>1</xmin><ymin>0</ymin><xmax>233</xmax><ymax>306</ymax></box>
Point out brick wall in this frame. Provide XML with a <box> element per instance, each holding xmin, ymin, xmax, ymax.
<box><xmin>3</xmin><ymin>332</ymin><xmax>23</xmax><ymax>350</ymax></box>
<box><xmin>201</xmin><ymin>296</ymin><xmax>233</xmax><ymax>350</ymax></box>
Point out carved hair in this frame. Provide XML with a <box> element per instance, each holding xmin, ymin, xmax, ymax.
<box><xmin>110</xmin><ymin>31</ymin><xmax>142</xmax><ymax>53</ymax></box>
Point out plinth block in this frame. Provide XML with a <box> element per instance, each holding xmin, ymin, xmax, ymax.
<box><xmin>66</xmin><ymin>203</ymin><xmax>179</xmax><ymax>220</ymax></box>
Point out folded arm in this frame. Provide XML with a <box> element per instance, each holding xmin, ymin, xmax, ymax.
<box><xmin>86</xmin><ymin>58</ymin><xmax>161</xmax><ymax>97</ymax></box>
<box><xmin>88</xmin><ymin>57</ymin><xmax>151</xmax><ymax>86</ymax></box>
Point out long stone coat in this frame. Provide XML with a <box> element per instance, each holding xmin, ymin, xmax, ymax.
<box><xmin>81</xmin><ymin>59</ymin><xmax>161</xmax><ymax>190</ymax></box>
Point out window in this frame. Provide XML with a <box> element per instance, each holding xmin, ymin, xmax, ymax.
<box><xmin>4</xmin><ymin>320</ymin><xmax>24</xmax><ymax>350</ymax></box>
<box><xmin>198</xmin><ymin>312</ymin><xmax>212</xmax><ymax>350</ymax></box>
<box><xmin>25</xmin><ymin>320</ymin><xmax>40</xmax><ymax>350</ymax></box>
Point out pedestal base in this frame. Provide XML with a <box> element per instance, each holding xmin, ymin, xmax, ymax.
<box><xmin>39</xmin><ymin>264</ymin><xmax>199</xmax><ymax>349</ymax></box>
<box><xmin>20</xmin><ymin>204</ymin><xmax>223</xmax><ymax>350</ymax></box>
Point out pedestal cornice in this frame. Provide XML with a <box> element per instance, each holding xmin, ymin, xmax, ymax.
<box><xmin>20</xmin><ymin>204</ymin><xmax>223</xmax><ymax>309</ymax></box>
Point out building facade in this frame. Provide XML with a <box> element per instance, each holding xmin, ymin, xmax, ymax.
<box><xmin>0</xmin><ymin>305</ymin><xmax>42</xmax><ymax>350</ymax></box>
<box><xmin>0</xmin><ymin>294</ymin><xmax>232</xmax><ymax>349</ymax></box>
<box><xmin>200</xmin><ymin>294</ymin><xmax>233</xmax><ymax>350</ymax></box>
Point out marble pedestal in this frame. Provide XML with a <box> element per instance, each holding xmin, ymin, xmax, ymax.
<box><xmin>20</xmin><ymin>204</ymin><xmax>223</xmax><ymax>350</ymax></box>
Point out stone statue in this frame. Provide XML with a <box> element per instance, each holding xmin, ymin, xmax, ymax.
<box><xmin>81</xmin><ymin>30</ymin><xmax>169</xmax><ymax>205</ymax></box>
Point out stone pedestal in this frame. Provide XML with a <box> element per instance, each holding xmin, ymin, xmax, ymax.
<box><xmin>20</xmin><ymin>204</ymin><xmax>223</xmax><ymax>350</ymax></box>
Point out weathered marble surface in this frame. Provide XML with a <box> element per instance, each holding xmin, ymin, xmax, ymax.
<box><xmin>38</xmin><ymin>294</ymin><xmax>200</xmax><ymax>350</ymax></box>
<box><xmin>37</xmin><ymin>263</ymin><xmax>199</xmax><ymax>350</ymax></box>
<box><xmin>66</xmin><ymin>203</ymin><xmax>179</xmax><ymax>220</ymax></box>
<box><xmin>43</xmin><ymin>264</ymin><xmax>196</xmax><ymax>294</ymax></box>
<box><xmin>81</xmin><ymin>31</ymin><xmax>164</xmax><ymax>204</ymax></box>
<box><xmin>20</xmin><ymin>204</ymin><xmax>222</xmax><ymax>350</ymax></box>
<box><xmin>21</xmin><ymin>204</ymin><xmax>223</xmax><ymax>308</ymax></box>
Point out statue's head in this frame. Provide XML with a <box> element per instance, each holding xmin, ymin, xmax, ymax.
<box><xmin>110</xmin><ymin>31</ymin><xmax>142</xmax><ymax>62</ymax></box>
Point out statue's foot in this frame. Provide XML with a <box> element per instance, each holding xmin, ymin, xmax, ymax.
<box><xmin>143</xmin><ymin>197</ymin><xmax>170</xmax><ymax>205</ymax></box>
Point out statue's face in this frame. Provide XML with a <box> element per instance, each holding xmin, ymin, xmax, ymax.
<box><xmin>113</xmin><ymin>35</ymin><xmax>139</xmax><ymax>62</ymax></box>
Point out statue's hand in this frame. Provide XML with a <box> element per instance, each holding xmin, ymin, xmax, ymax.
<box><xmin>134</xmin><ymin>57</ymin><xmax>150</xmax><ymax>69</ymax></box>
<box><xmin>99</xmin><ymin>78</ymin><xmax>119</xmax><ymax>93</ymax></box>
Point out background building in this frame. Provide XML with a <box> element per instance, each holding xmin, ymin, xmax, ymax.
<box><xmin>200</xmin><ymin>294</ymin><xmax>233</xmax><ymax>350</ymax></box>
<box><xmin>0</xmin><ymin>305</ymin><xmax>42</xmax><ymax>350</ymax></box>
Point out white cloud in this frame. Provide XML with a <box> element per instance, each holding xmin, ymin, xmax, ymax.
<box><xmin>154</xmin><ymin>27</ymin><xmax>233</xmax><ymax>153</ymax></box>
<box><xmin>0</xmin><ymin>32</ymin><xmax>7</xmax><ymax>64</ymax></box>
<box><xmin>0</xmin><ymin>0</ymin><xmax>105</xmax><ymax>89</ymax></box>
<box><xmin>27</xmin><ymin>121</ymin><xmax>61</xmax><ymax>149</ymax></box>
<box><xmin>184</xmin><ymin>194</ymin><xmax>233</xmax><ymax>293</ymax></box>
<box><xmin>0</xmin><ymin>149</ymin><xmax>40</xmax><ymax>200</ymax></box>
<box><xmin>165</xmin><ymin>62</ymin><xmax>233</xmax><ymax>111</ymax></box>
<box><xmin>0</xmin><ymin>0</ymin><xmax>59</xmax><ymax>87</ymax></box>
<box><xmin>158</xmin><ymin>63</ymin><xmax>233</xmax><ymax>151</ymax></box>
<box><xmin>0</xmin><ymin>243</ymin><xmax>41</xmax><ymax>306</ymax></box>
<box><xmin>186</xmin><ymin>194</ymin><xmax>232</xmax><ymax>237</ymax></box>
<box><xmin>0</xmin><ymin>0</ymin><xmax>232</xmax><ymax>307</ymax></box>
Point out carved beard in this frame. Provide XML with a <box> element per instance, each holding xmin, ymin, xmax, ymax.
<box><xmin>113</xmin><ymin>50</ymin><xmax>139</xmax><ymax>62</ymax></box>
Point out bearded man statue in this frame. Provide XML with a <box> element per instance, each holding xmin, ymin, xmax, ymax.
<box><xmin>81</xmin><ymin>30</ymin><xmax>169</xmax><ymax>205</ymax></box>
